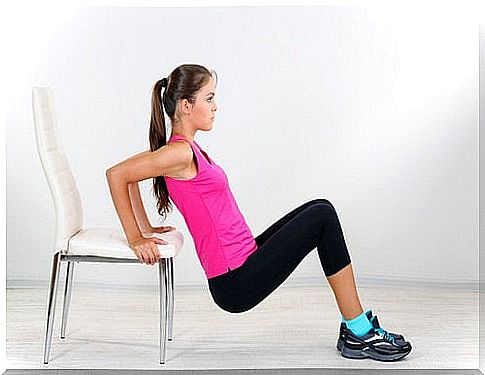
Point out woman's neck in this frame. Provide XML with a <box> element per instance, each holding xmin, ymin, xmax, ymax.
<box><xmin>171</xmin><ymin>129</ymin><xmax>196</xmax><ymax>143</ymax></box>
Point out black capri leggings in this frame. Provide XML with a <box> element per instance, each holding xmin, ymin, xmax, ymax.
<box><xmin>208</xmin><ymin>198</ymin><xmax>352</xmax><ymax>313</ymax></box>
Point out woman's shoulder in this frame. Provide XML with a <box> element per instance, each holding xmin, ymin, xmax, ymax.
<box><xmin>165</xmin><ymin>139</ymin><xmax>194</xmax><ymax>159</ymax></box>
<box><xmin>162</xmin><ymin>140</ymin><xmax>195</xmax><ymax>179</ymax></box>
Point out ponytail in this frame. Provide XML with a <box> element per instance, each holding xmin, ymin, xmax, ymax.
<box><xmin>149</xmin><ymin>78</ymin><xmax>172</xmax><ymax>220</ymax></box>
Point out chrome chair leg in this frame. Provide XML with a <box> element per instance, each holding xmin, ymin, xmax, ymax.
<box><xmin>60</xmin><ymin>260</ymin><xmax>75</xmax><ymax>339</ymax></box>
<box><xmin>159</xmin><ymin>258</ymin><xmax>169</xmax><ymax>364</ymax></box>
<box><xmin>167</xmin><ymin>257</ymin><xmax>174</xmax><ymax>341</ymax></box>
<box><xmin>43</xmin><ymin>252</ymin><xmax>62</xmax><ymax>364</ymax></box>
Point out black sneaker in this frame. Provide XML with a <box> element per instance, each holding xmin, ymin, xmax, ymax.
<box><xmin>337</xmin><ymin>310</ymin><xmax>405</xmax><ymax>352</ymax></box>
<box><xmin>338</xmin><ymin>313</ymin><xmax>412</xmax><ymax>362</ymax></box>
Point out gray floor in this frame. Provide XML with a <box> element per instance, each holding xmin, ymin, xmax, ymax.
<box><xmin>6</xmin><ymin>279</ymin><xmax>479</xmax><ymax>370</ymax></box>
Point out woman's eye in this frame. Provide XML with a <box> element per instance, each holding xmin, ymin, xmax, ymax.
<box><xmin>207</xmin><ymin>98</ymin><xmax>213</xmax><ymax>102</ymax></box>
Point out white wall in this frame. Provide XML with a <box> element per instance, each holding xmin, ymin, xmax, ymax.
<box><xmin>6</xmin><ymin>5</ymin><xmax>478</xmax><ymax>289</ymax></box>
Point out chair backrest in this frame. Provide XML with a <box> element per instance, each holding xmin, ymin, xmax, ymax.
<box><xmin>32</xmin><ymin>87</ymin><xmax>83</xmax><ymax>253</ymax></box>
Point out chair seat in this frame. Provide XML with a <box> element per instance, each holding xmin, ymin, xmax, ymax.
<box><xmin>67</xmin><ymin>227</ymin><xmax>183</xmax><ymax>259</ymax></box>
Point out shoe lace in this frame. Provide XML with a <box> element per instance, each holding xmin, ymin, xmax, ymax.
<box><xmin>375</xmin><ymin>327</ymin><xmax>395</xmax><ymax>343</ymax></box>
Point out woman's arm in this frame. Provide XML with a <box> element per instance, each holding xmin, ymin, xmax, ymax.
<box><xmin>105</xmin><ymin>144</ymin><xmax>191</xmax><ymax>245</ymax></box>
<box><xmin>106</xmin><ymin>170</ymin><xmax>142</xmax><ymax>245</ymax></box>
<box><xmin>106</xmin><ymin>149</ymin><xmax>151</xmax><ymax>244</ymax></box>
<box><xmin>128</xmin><ymin>181</ymin><xmax>152</xmax><ymax>233</ymax></box>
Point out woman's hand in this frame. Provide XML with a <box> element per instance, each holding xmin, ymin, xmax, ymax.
<box><xmin>129</xmin><ymin>236</ymin><xmax>167</xmax><ymax>265</ymax></box>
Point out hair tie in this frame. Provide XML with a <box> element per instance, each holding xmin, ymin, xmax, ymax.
<box><xmin>161</xmin><ymin>77</ymin><xmax>168</xmax><ymax>88</ymax></box>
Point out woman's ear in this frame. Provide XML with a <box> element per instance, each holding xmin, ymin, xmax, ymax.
<box><xmin>179</xmin><ymin>98</ymin><xmax>193</xmax><ymax>115</ymax></box>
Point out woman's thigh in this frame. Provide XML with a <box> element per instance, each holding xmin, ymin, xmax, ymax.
<box><xmin>254</xmin><ymin>198</ymin><xmax>334</xmax><ymax>247</ymax></box>
<box><xmin>209</xmin><ymin>202</ymin><xmax>338</xmax><ymax>313</ymax></box>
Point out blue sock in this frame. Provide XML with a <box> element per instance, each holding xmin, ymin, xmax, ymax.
<box><xmin>341</xmin><ymin>309</ymin><xmax>373</xmax><ymax>337</ymax></box>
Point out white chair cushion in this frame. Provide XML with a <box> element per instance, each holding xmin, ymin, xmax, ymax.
<box><xmin>67</xmin><ymin>227</ymin><xmax>183</xmax><ymax>259</ymax></box>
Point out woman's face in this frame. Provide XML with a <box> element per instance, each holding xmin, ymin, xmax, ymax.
<box><xmin>191</xmin><ymin>76</ymin><xmax>217</xmax><ymax>130</ymax></box>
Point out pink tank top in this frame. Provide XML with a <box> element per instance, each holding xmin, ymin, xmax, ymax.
<box><xmin>164</xmin><ymin>134</ymin><xmax>258</xmax><ymax>279</ymax></box>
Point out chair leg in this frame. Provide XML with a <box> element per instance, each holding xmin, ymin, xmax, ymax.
<box><xmin>60</xmin><ymin>261</ymin><xmax>75</xmax><ymax>339</ymax></box>
<box><xmin>43</xmin><ymin>252</ymin><xmax>62</xmax><ymax>364</ymax></box>
<box><xmin>158</xmin><ymin>258</ymin><xmax>169</xmax><ymax>364</ymax></box>
<box><xmin>167</xmin><ymin>257</ymin><xmax>174</xmax><ymax>341</ymax></box>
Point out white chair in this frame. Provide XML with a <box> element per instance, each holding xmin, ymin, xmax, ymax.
<box><xmin>32</xmin><ymin>86</ymin><xmax>184</xmax><ymax>365</ymax></box>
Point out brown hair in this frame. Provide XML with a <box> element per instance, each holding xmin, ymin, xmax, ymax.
<box><xmin>149</xmin><ymin>63</ymin><xmax>218</xmax><ymax>220</ymax></box>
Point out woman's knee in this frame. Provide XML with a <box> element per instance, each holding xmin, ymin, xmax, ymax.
<box><xmin>306</xmin><ymin>199</ymin><xmax>336</xmax><ymax>215</ymax></box>
<box><xmin>307</xmin><ymin>198</ymin><xmax>335</xmax><ymax>209</ymax></box>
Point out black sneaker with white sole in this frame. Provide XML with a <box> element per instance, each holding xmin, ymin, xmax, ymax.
<box><xmin>337</xmin><ymin>310</ymin><xmax>405</xmax><ymax>352</ymax></box>
<box><xmin>337</xmin><ymin>312</ymin><xmax>412</xmax><ymax>362</ymax></box>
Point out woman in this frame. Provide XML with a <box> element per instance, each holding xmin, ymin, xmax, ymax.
<box><xmin>106</xmin><ymin>64</ymin><xmax>412</xmax><ymax>362</ymax></box>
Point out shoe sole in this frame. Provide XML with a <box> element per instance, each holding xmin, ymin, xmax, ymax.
<box><xmin>340</xmin><ymin>344</ymin><xmax>411</xmax><ymax>362</ymax></box>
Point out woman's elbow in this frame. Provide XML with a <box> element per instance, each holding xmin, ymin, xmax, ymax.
<box><xmin>106</xmin><ymin>166</ymin><xmax>121</xmax><ymax>181</ymax></box>
<box><xmin>106</xmin><ymin>166</ymin><xmax>132</xmax><ymax>187</ymax></box>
